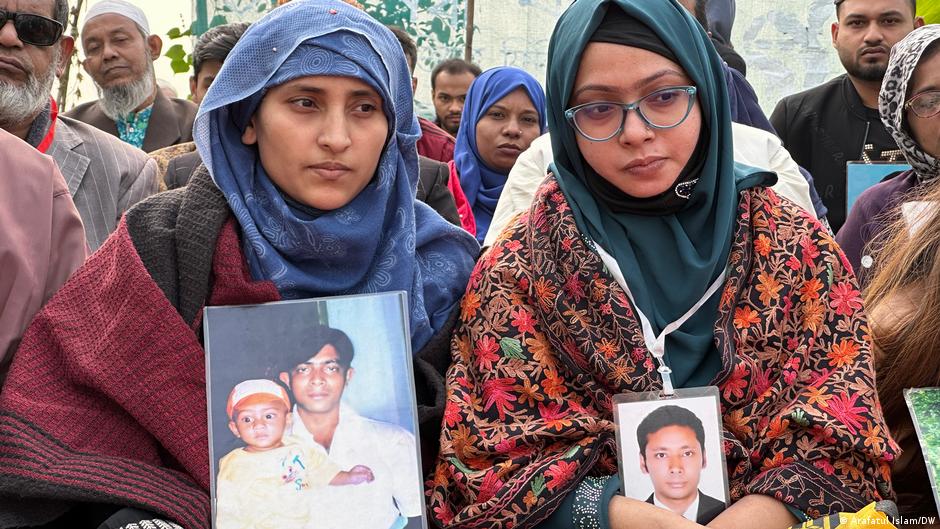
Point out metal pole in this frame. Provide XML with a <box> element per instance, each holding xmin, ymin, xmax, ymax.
<box><xmin>56</xmin><ymin>0</ymin><xmax>84</xmax><ymax>110</ymax></box>
<box><xmin>464</xmin><ymin>0</ymin><xmax>475</xmax><ymax>62</ymax></box>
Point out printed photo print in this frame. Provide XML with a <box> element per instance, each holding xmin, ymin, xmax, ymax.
<box><xmin>906</xmin><ymin>387</ymin><xmax>940</xmax><ymax>516</ymax></box>
<box><xmin>614</xmin><ymin>393</ymin><xmax>729</xmax><ymax>525</ymax></box>
<box><xmin>204</xmin><ymin>292</ymin><xmax>426</xmax><ymax>529</ymax></box>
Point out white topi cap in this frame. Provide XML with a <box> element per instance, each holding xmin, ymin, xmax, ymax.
<box><xmin>84</xmin><ymin>0</ymin><xmax>151</xmax><ymax>35</ymax></box>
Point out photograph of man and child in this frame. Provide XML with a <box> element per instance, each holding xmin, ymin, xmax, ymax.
<box><xmin>204</xmin><ymin>293</ymin><xmax>424</xmax><ymax>529</ymax></box>
<box><xmin>617</xmin><ymin>395</ymin><xmax>729</xmax><ymax>525</ymax></box>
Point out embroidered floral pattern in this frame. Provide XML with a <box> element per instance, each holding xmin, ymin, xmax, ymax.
<box><xmin>428</xmin><ymin>177</ymin><xmax>898</xmax><ymax>529</ymax></box>
<box><xmin>115</xmin><ymin>106</ymin><xmax>153</xmax><ymax>149</ymax></box>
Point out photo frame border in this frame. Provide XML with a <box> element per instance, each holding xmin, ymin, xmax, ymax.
<box><xmin>203</xmin><ymin>290</ymin><xmax>428</xmax><ymax>529</ymax></box>
<box><xmin>612</xmin><ymin>386</ymin><xmax>730</xmax><ymax>511</ymax></box>
<box><xmin>904</xmin><ymin>387</ymin><xmax>940</xmax><ymax>517</ymax></box>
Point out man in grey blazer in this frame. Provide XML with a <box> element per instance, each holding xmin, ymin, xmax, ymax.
<box><xmin>0</xmin><ymin>0</ymin><xmax>158</xmax><ymax>251</ymax></box>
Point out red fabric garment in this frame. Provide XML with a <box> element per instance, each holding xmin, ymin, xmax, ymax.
<box><xmin>447</xmin><ymin>160</ymin><xmax>476</xmax><ymax>237</ymax></box>
<box><xmin>0</xmin><ymin>217</ymin><xmax>278</xmax><ymax>529</ymax></box>
<box><xmin>36</xmin><ymin>97</ymin><xmax>58</xmax><ymax>154</ymax></box>
<box><xmin>417</xmin><ymin>116</ymin><xmax>456</xmax><ymax>163</ymax></box>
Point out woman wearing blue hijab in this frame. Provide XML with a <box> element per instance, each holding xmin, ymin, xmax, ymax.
<box><xmin>429</xmin><ymin>0</ymin><xmax>895</xmax><ymax>528</ymax></box>
<box><xmin>451</xmin><ymin>66</ymin><xmax>547</xmax><ymax>243</ymax></box>
<box><xmin>195</xmin><ymin>0</ymin><xmax>478</xmax><ymax>353</ymax></box>
<box><xmin>0</xmin><ymin>1</ymin><xmax>477</xmax><ymax>526</ymax></box>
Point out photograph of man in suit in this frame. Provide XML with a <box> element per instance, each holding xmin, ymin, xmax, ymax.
<box><xmin>637</xmin><ymin>404</ymin><xmax>726</xmax><ymax>524</ymax></box>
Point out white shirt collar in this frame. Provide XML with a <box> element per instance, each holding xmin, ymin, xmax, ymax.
<box><xmin>653</xmin><ymin>491</ymin><xmax>700</xmax><ymax>522</ymax></box>
<box><xmin>288</xmin><ymin>403</ymin><xmax>361</xmax><ymax>452</ymax></box>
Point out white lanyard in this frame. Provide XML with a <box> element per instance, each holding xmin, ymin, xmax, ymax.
<box><xmin>624</xmin><ymin>270</ymin><xmax>726</xmax><ymax>395</ymax></box>
<box><xmin>594</xmin><ymin>244</ymin><xmax>727</xmax><ymax>396</ymax></box>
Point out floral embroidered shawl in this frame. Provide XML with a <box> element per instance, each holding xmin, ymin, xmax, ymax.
<box><xmin>427</xmin><ymin>177</ymin><xmax>898</xmax><ymax>528</ymax></box>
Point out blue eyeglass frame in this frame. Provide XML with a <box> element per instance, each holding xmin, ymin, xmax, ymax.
<box><xmin>564</xmin><ymin>85</ymin><xmax>698</xmax><ymax>142</ymax></box>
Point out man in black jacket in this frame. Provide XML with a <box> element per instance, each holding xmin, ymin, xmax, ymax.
<box><xmin>771</xmin><ymin>0</ymin><xmax>923</xmax><ymax>232</ymax></box>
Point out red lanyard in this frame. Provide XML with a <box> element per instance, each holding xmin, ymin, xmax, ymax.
<box><xmin>36</xmin><ymin>97</ymin><xmax>58</xmax><ymax>154</ymax></box>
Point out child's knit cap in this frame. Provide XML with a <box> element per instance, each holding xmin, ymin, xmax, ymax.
<box><xmin>226</xmin><ymin>379</ymin><xmax>291</xmax><ymax>419</ymax></box>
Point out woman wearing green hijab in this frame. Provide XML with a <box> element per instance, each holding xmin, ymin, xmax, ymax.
<box><xmin>427</xmin><ymin>1</ymin><xmax>896</xmax><ymax>528</ymax></box>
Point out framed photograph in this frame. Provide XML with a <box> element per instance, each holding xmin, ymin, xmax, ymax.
<box><xmin>846</xmin><ymin>162</ymin><xmax>911</xmax><ymax>215</ymax></box>
<box><xmin>905</xmin><ymin>387</ymin><xmax>940</xmax><ymax>516</ymax></box>
<box><xmin>204</xmin><ymin>291</ymin><xmax>427</xmax><ymax>529</ymax></box>
<box><xmin>613</xmin><ymin>387</ymin><xmax>729</xmax><ymax>525</ymax></box>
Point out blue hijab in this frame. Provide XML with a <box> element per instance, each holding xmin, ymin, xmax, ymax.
<box><xmin>453</xmin><ymin>67</ymin><xmax>547</xmax><ymax>243</ymax></box>
<box><xmin>193</xmin><ymin>0</ymin><xmax>479</xmax><ymax>352</ymax></box>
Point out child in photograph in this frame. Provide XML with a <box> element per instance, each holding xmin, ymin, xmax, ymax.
<box><xmin>216</xmin><ymin>379</ymin><xmax>374</xmax><ymax>529</ymax></box>
<box><xmin>637</xmin><ymin>405</ymin><xmax>726</xmax><ymax>524</ymax></box>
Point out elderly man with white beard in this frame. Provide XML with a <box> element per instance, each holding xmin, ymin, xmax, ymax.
<box><xmin>0</xmin><ymin>0</ymin><xmax>158</xmax><ymax>251</ymax></box>
<box><xmin>67</xmin><ymin>0</ymin><xmax>197</xmax><ymax>152</ymax></box>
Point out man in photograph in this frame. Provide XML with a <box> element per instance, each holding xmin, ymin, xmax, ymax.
<box><xmin>637</xmin><ymin>405</ymin><xmax>726</xmax><ymax>524</ymax></box>
<box><xmin>278</xmin><ymin>326</ymin><xmax>423</xmax><ymax>529</ymax></box>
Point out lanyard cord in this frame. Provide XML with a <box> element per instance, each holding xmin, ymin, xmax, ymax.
<box><xmin>620</xmin><ymin>269</ymin><xmax>728</xmax><ymax>396</ymax></box>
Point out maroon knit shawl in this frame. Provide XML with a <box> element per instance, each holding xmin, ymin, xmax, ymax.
<box><xmin>0</xmin><ymin>217</ymin><xmax>278</xmax><ymax>528</ymax></box>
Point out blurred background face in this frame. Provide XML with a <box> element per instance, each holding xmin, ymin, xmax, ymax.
<box><xmin>432</xmin><ymin>70</ymin><xmax>475</xmax><ymax>134</ymax></box>
<box><xmin>242</xmin><ymin>75</ymin><xmax>388</xmax><ymax>211</ymax></box>
<box><xmin>474</xmin><ymin>87</ymin><xmax>541</xmax><ymax>173</ymax></box>
<box><xmin>190</xmin><ymin>59</ymin><xmax>221</xmax><ymax>105</ymax></box>
<box><xmin>81</xmin><ymin>14</ymin><xmax>154</xmax><ymax>89</ymax></box>
<box><xmin>640</xmin><ymin>425</ymin><xmax>705</xmax><ymax>505</ymax></box>
<box><xmin>906</xmin><ymin>48</ymin><xmax>940</xmax><ymax>158</ymax></box>
<box><xmin>571</xmin><ymin>42</ymin><xmax>701</xmax><ymax>198</ymax></box>
<box><xmin>833</xmin><ymin>0</ymin><xmax>920</xmax><ymax>82</ymax></box>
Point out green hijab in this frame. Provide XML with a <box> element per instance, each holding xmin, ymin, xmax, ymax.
<box><xmin>546</xmin><ymin>0</ymin><xmax>772</xmax><ymax>387</ymax></box>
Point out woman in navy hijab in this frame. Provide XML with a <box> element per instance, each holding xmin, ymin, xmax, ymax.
<box><xmin>451</xmin><ymin>66</ymin><xmax>547</xmax><ymax>243</ymax></box>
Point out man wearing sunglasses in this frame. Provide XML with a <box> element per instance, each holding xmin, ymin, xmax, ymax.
<box><xmin>66</xmin><ymin>0</ymin><xmax>197</xmax><ymax>153</ymax></box>
<box><xmin>0</xmin><ymin>0</ymin><xmax>158</xmax><ymax>251</ymax></box>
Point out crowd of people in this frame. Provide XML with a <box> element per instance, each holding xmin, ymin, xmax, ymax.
<box><xmin>0</xmin><ymin>0</ymin><xmax>938</xmax><ymax>528</ymax></box>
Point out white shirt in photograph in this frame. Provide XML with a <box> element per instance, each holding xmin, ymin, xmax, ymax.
<box><xmin>288</xmin><ymin>403</ymin><xmax>422</xmax><ymax>529</ymax></box>
<box><xmin>654</xmin><ymin>491</ymin><xmax>700</xmax><ymax>522</ymax></box>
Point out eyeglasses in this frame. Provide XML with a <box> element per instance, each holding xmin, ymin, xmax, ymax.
<box><xmin>905</xmin><ymin>90</ymin><xmax>940</xmax><ymax>119</ymax></box>
<box><xmin>565</xmin><ymin>86</ymin><xmax>697</xmax><ymax>142</ymax></box>
<box><xmin>0</xmin><ymin>9</ymin><xmax>64</xmax><ymax>47</ymax></box>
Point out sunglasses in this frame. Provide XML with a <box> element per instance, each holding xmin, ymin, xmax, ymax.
<box><xmin>0</xmin><ymin>9</ymin><xmax>64</xmax><ymax>47</ymax></box>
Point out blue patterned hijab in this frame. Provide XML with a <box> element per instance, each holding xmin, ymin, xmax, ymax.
<box><xmin>193</xmin><ymin>0</ymin><xmax>479</xmax><ymax>352</ymax></box>
<box><xmin>453</xmin><ymin>67</ymin><xmax>547</xmax><ymax>243</ymax></box>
